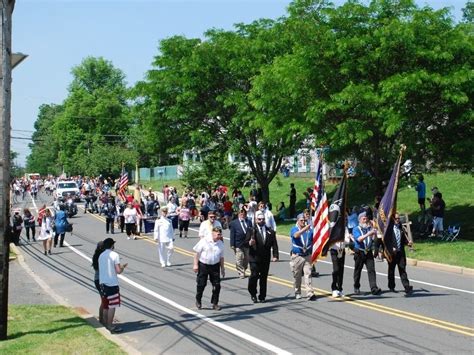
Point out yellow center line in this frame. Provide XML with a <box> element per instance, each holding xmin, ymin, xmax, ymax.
<box><xmin>82</xmin><ymin>212</ymin><xmax>474</xmax><ymax>337</ymax></box>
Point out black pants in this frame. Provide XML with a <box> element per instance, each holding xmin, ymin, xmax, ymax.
<box><xmin>25</xmin><ymin>226</ymin><xmax>36</xmax><ymax>240</ymax></box>
<box><xmin>54</xmin><ymin>232</ymin><xmax>65</xmax><ymax>247</ymax></box>
<box><xmin>330</xmin><ymin>249</ymin><xmax>345</xmax><ymax>292</ymax></box>
<box><xmin>196</xmin><ymin>261</ymin><xmax>221</xmax><ymax>305</ymax></box>
<box><xmin>125</xmin><ymin>223</ymin><xmax>135</xmax><ymax>236</ymax></box>
<box><xmin>388</xmin><ymin>250</ymin><xmax>410</xmax><ymax>290</ymax></box>
<box><xmin>353</xmin><ymin>250</ymin><xmax>378</xmax><ymax>292</ymax></box>
<box><xmin>105</xmin><ymin>217</ymin><xmax>115</xmax><ymax>233</ymax></box>
<box><xmin>118</xmin><ymin>216</ymin><xmax>125</xmax><ymax>232</ymax></box>
<box><xmin>248</xmin><ymin>261</ymin><xmax>270</xmax><ymax>300</ymax></box>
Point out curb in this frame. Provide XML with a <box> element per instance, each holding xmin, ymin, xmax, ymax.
<box><xmin>9</xmin><ymin>243</ymin><xmax>141</xmax><ymax>355</ymax></box>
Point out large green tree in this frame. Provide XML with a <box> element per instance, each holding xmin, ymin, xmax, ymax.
<box><xmin>136</xmin><ymin>21</ymin><xmax>299</xmax><ymax>202</ymax></box>
<box><xmin>26</xmin><ymin>103</ymin><xmax>63</xmax><ymax>175</ymax></box>
<box><xmin>51</xmin><ymin>57</ymin><xmax>137</xmax><ymax>176</ymax></box>
<box><xmin>251</xmin><ymin>0</ymin><xmax>473</xmax><ymax>193</ymax></box>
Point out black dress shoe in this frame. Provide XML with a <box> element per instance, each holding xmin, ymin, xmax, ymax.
<box><xmin>196</xmin><ymin>300</ymin><xmax>202</xmax><ymax>309</ymax></box>
<box><xmin>389</xmin><ymin>288</ymin><xmax>397</xmax><ymax>293</ymax></box>
<box><xmin>251</xmin><ymin>296</ymin><xmax>258</xmax><ymax>303</ymax></box>
<box><xmin>259</xmin><ymin>298</ymin><xmax>266</xmax><ymax>303</ymax></box>
<box><xmin>212</xmin><ymin>304</ymin><xmax>221</xmax><ymax>311</ymax></box>
<box><xmin>372</xmin><ymin>288</ymin><xmax>382</xmax><ymax>295</ymax></box>
<box><xmin>405</xmin><ymin>286</ymin><xmax>413</xmax><ymax>295</ymax></box>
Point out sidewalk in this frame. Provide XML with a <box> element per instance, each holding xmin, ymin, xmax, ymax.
<box><xmin>8</xmin><ymin>244</ymin><xmax>140</xmax><ymax>355</ymax></box>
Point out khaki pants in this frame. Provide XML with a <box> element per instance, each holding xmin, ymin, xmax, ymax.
<box><xmin>290</xmin><ymin>254</ymin><xmax>314</xmax><ymax>297</ymax></box>
<box><xmin>234</xmin><ymin>247</ymin><xmax>249</xmax><ymax>277</ymax></box>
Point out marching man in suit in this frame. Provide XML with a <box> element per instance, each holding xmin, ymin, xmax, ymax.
<box><xmin>229</xmin><ymin>209</ymin><xmax>252</xmax><ymax>279</ymax></box>
<box><xmin>246</xmin><ymin>211</ymin><xmax>279</xmax><ymax>303</ymax></box>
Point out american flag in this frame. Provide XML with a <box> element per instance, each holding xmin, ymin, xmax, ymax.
<box><xmin>311</xmin><ymin>156</ymin><xmax>330</xmax><ymax>264</ymax></box>
<box><xmin>118</xmin><ymin>167</ymin><xmax>128</xmax><ymax>201</ymax></box>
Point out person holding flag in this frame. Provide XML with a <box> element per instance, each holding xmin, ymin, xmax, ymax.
<box><xmin>352</xmin><ymin>212</ymin><xmax>382</xmax><ymax>295</ymax></box>
<box><xmin>387</xmin><ymin>213</ymin><xmax>414</xmax><ymax>295</ymax></box>
<box><xmin>290</xmin><ymin>213</ymin><xmax>316</xmax><ymax>301</ymax></box>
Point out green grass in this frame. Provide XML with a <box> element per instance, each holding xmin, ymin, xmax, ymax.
<box><xmin>406</xmin><ymin>240</ymin><xmax>474</xmax><ymax>269</ymax></box>
<box><xmin>0</xmin><ymin>305</ymin><xmax>124</xmax><ymax>354</ymax></box>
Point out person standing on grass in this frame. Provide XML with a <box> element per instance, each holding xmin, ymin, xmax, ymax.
<box><xmin>289</xmin><ymin>183</ymin><xmax>297</xmax><ymax>219</ymax></box>
<box><xmin>92</xmin><ymin>241</ymin><xmax>105</xmax><ymax>324</ymax></box>
<box><xmin>99</xmin><ymin>238</ymin><xmax>127</xmax><ymax>333</ymax></box>
<box><xmin>415</xmin><ymin>175</ymin><xmax>426</xmax><ymax>212</ymax></box>
<box><xmin>193</xmin><ymin>226</ymin><xmax>225</xmax><ymax>311</ymax></box>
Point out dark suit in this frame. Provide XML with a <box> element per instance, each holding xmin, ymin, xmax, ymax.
<box><xmin>387</xmin><ymin>224</ymin><xmax>411</xmax><ymax>291</ymax></box>
<box><xmin>230</xmin><ymin>217</ymin><xmax>252</xmax><ymax>277</ymax></box>
<box><xmin>245</xmin><ymin>224</ymin><xmax>279</xmax><ymax>301</ymax></box>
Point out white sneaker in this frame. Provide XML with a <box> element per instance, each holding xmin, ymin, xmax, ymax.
<box><xmin>161</xmin><ymin>264</ymin><xmax>166</xmax><ymax>268</ymax></box>
<box><xmin>127</xmin><ymin>237</ymin><xmax>130</xmax><ymax>240</ymax></box>
<box><xmin>166</xmin><ymin>262</ymin><xmax>171</xmax><ymax>267</ymax></box>
<box><xmin>339</xmin><ymin>291</ymin><xmax>344</xmax><ymax>297</ymax></box>
<box><xmin>332</xmin><ymin>290</ymin><xmax>340</xmax><ymax>298</ymax></box>
<box><xmin>295</xmin><ymin>294</ymin><xmax>302</xmax><ymax>300</ymax></box>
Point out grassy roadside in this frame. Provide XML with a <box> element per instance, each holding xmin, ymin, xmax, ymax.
<box><xmin>1</xmin><ymin>305</ymin><xmax>125</xmax><ymax>354</ymax></box>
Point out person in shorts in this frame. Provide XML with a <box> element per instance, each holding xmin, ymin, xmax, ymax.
<box><xmin>99</xmin><ymin>238</ymin><xmax>127</xmax><ymax>333</ymax></box>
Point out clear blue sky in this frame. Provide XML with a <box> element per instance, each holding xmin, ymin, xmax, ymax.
<box><xmin>11</xmin><ymin>0</ymin><xmax>468</xmax><ymax>166</ymax></box>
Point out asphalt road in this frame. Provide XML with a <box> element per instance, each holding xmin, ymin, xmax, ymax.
<box><xmin>11</xmin><ymin>191</ymin><xmax>474</xmax><ymax>354</ymax></box>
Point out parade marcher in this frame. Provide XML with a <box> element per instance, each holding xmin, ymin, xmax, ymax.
<box><xmin>193</xmin><ymin>226</ymin><xmax>225</xmax><ymax>311</ymax></box>
<box><xmin>229</xmin><ymin>209</ymin><xmax>251</xmax><ymax>279</ymax></box>
<box><xmin>257</xmin><ymin>201</ymin><xmax>277</xmax><ymax>232</ymax></box>
<box><xmin>352</xmin><ymin>212</ymin><xmax>382</xmax><ymax>295</ymax></box>
<box><xmin>99</xmin><ymin>238</ymin><xmax>127</xmax><ymax>333</ymax></box>
<box><xmin>123</xmin><ymin>202</ymin><xmax>138</xmax><ymax>240</ymax></box>
<box><xmin>116</xmin><ymin>200</ymin><xmax>125</xmax><ymax>233</ymax></box>
<box><xmin>290</xmin><ymin>213</ymin><xmax>316</xmax><ymax>300</ymax></box>
<box><xmin>92</xmin><ymin>240</ymin><xmax>105</xmax><ymax>324</ymax></box>
<box><xmin>23</xmin><ymin>208</ymin><xmax>36</xmax><ymax>242</ymax></box>
<box><xmin>102</xmin><ymin>196</ymin><xmax>117</xmax><ymax>234</ymax></box>
<box><xmin>198</xmin><ymin>210</ymin><xmax>222</xmax><ymax>240</ymax></box>
<box><xmin>38</xmin><ymin>208</ymin><xmax>53</xmax><ymax>255</ymax></box>
<box><xmin>53</xmin><ymin>204</ymin><xmax>70</xmax><ymax>248</ymax></box>
<box><xmin>153</xmin><ymin>207</ymin><xmax>174</xmax><ymax>267</ymax></box>
<box><xmin>330</xmin><ymin>239</ymin><xmax>346</xmax><ymax>298</ymax></box>
<box><xmin>388</xmin><ymin>213</ymin><xmax>414</xmax><ymax>295</ymax></box>
<box><xmin>246</xmin><ymin>211</ymin><xmax>279</xmax><ymax>303</ymax></box>
<box><xmin>11</xmin><ymin>209</ymin><xmax>23</xmax><ymax>246</ymax></box>
<box><xmin>177</xmin><ymin>202</ymin><xmax>191</xmax><ymax>238</ymax></box>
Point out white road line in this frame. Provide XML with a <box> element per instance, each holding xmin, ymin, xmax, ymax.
<box><xmin>64</xmin><ymin>241</ymin><xmax>292</xmax><ymax>355</ymax></box>
<box><xmin>189</xmin><ymin>227</ymin><xmax>474</xmax><ymax>295</ymax></box>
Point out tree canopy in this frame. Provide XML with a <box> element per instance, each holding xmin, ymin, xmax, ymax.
<box><xmin>26</xmin><ymin>0</ymin><xmax>472</xmax><ymax>200</ymax></box>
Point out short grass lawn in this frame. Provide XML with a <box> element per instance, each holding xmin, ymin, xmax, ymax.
<box><xmin>406</xmin><ymin>239</ymin><xmax>474</xmax><ymax>269</ymax></box>
<box><xmin>1</xmin><ymin>305</ymin><xmax>124</xmax><ymax>354</ymax></box>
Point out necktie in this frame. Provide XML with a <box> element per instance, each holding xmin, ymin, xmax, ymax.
<box><xmin>240</xmin><ymin>220</ymin><xmax>247</xmax><ymax>233</ymax></box>
<box><xmin>260</xmin><ymin>226</ymin><xmax>265</xmax><ymax>242</ymax></box>
<box><xmin>394</xmin><ymin>226</ymin><xmax>401</xmax><ymax>250</ymax></box>
<box><xmin>364</xmin><ymin>229</ymin><xmax>371</xmax><ymax>250</ymax></box>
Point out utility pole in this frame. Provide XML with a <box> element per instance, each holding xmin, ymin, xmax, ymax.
<box><xmin>0</xmin><ymin>0</ymin><xmax>15</xmax><ymax>341</ymax></box>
